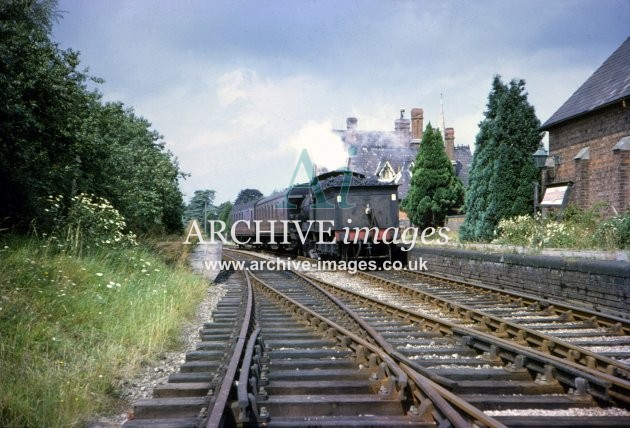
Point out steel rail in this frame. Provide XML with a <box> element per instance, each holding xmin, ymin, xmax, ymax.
<box><xmin>289</xmin><ymin>270</ymin><xmax>506</xmax><ymax>428</ymax></box>
<box><xmin>248</xmin><ymin>271</ymin><xmax>410</xmax><ymax>395</ymax></box>
<box><xmin>304</xmin><ymin>272</ymin><xmax>630</xmax><ymax>406</ymax></box>
<box><xmin>205</xmin><ymin>257</ymin><xmax>254</xmax><ymax>428</ymax></box>
<box><xmin>229</xmin><ymin>247</ymin><xmax>629</xmax><ymax>330</ymax></box>
<box><xmin>234</xmin><ymin>325</ymin><xmax>261</xmax><ymax>424</ymax></box>
<box><xmin>248</xmin><ymin>269</ymin><xmax>500</xmax><ymax>428</ymax></box>
<box><xmin>398</xmin><ymin>269</ymin><xmax>630</xmax><ymax>332</ymax></box>
<box><xmin>357</xmin><ymin>270</ymin><xmax>630</xmax><ymax>383</ymax></box>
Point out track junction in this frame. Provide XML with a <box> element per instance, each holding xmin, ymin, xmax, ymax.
<box><xmin>123</xmin><ymin>248</ymin><xmax>630</xmax><ymax>427</ymax></box>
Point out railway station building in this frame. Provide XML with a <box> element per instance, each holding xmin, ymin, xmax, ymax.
<box><xmin>540</xmin><ymin>36</ymin><xmax>630</xmax><ymax>215</ymax></box>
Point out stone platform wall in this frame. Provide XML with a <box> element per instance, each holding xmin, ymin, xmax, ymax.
<box><xmin>409</xmin><ymin>247</ymin><xmax>630</xmax><ymax>316</ymax></box>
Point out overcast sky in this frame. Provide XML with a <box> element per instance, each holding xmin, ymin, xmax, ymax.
<box><xmin>52</xmin><ymin>0</ymin><xmax>630</xmax><ymax>204</ymax></box>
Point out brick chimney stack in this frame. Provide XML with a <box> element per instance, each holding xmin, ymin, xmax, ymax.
<box><xmin>445</xmin><ymin>127</ymin><xmax>455</xmax><ymax>160</ymax></box>
<box><xmin>394</xmin><ymin>108</ymin><xmax>410</xmax><ymax>135</ymax></box>
<box><xmin>411</xmin><ymin>108</ymin><xmax>423</xmax><ymax>144</ymax></box>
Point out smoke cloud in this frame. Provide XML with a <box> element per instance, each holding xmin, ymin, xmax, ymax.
<box><xmin>287</xmin><ymin>120</ymin><xmax>348</xmax><ymax>174</ymax></box>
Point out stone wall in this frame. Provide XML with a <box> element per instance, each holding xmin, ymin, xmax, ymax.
<box><xmin>410</xmin><ymin>246</ymin><xmax>630</xmax><ymax>316</ymax></box>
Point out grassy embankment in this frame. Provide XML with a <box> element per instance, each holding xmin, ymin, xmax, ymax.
<box><xmin>0</xmin><ymin>236</ymin><xmax>209</xmax><ymax>427</ymax></box>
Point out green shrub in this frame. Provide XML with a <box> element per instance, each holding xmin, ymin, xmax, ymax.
<box><xmin>594</xmin><ymin>212</ymin><xmax>630</xmax><ymax>249</ymax></box>
<box><xmin>44</xmin><ymin>194</ymin><xmax>137</xmax><ymax>254</ymax></box>
<box><xmin>494</xmin><ymin>215</ymin><xmax>537</xmax><ymax>246</ymax></box>
<box><xmin>493</xmin><ymin>206</ymin><xmax>629</xmax><ymax>250</ymax></box>
<box><xmin>542</xmin><ymin>221</ymin><xmax>579</xmax><ymax>248</ymax></box>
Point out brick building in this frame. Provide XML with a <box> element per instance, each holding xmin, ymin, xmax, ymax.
<box><xmin>540</xmin><ymin>37</ymin><xmax>630</xmax><ymax>215</ymax></box>
<box><xmin>334</xmin><ymin>108</ymin><xmax>472</xmax><ymax>200</ymax></box>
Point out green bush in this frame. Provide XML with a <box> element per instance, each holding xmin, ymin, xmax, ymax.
<box><xmin>493</xmin><ymin>207</ymin><xmax>629</xmax><ymax>250</ymax></box>
<box><xmin>594</xmin><ymin>212</ymin><xmax>630</xmax><ymax>249</ymax></box>
<box><xmin>44</xmin><ymin>194</ymin><xmax>137</xmax><ymax>254</ymax></box>
<box><xmin>494</xmin><ymin>215</ymin><xmax>537</xmax><ymax>246</ymax></box>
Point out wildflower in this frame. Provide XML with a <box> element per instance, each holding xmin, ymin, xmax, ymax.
<box><xmin>96</xmin><ymin>273</ymin><xmax>104</xmax><ymax>277</ymax></box>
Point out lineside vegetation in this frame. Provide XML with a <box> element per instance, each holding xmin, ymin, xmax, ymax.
<box><xmin>0</xmin><ymin>2</ymin><xmax>212</xmax><ymax>426</ymax></box>
<box><xmin>1</xmin><ymin>0</ymin><xmax>185</xmax><ymax>235</ymax></box>
<box><xmin>0</xmin><ymin>235</ymin><xmax>208</xmax><ymax>427</ymax></box>
<box><xmin>494</xmin><ymin>206</ymin><xmax>630</xmax><ymax>250</ymax></box>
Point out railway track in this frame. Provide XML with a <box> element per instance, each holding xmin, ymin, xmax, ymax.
<box><xmin>223</xmin><ymin>250</ymin><xmax>492</xmax><ymax>426</ymax></box>
<box><xmin>245</xmin><ymin>275</ymin><xmax>464</xmax><ymax>426</ymax></box>
<box><xmin>123</xmin><ymin>248</ymin><xmax>630</xmax><ymax>426</ymax></box>
<box><xmin>365</xmin><ymin>269</ymin><xmax>630</xmax><ymax>362</ymax></box>
<box><xmin>258</xmin><ymin>268</ymin><xmax>629</xmax><ymax>425</ymax></box>
<box><xmin>123</xmin><ymin>269</ymin><xmax>251</xmax><ymax>427</ymax></box>
<box><xmin>349</xmin><ymin>270</ymin><xmax>630</xmax><ymax>384</ymax></box>
<box><xmin>235</xmin><ymin>249</ymin><xmax>630</xmax><ymax>424</ymax></box>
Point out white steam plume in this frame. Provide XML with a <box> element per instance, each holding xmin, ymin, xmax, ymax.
<box><xmin>287</xmin><ymin>120</ymin><xmax>348</xmax><ymax>174</ymax></box>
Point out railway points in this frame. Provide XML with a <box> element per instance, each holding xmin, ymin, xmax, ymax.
<box><xmin>123</xmin><ymin>248</ymin><xmax>630</xmax><ymax>426</ymax></box>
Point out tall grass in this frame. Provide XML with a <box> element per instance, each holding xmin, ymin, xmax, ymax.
<box><xmin>0</xmin><ymin>236</ymin><xmax>208</xmax><ymax>427</ymax></box>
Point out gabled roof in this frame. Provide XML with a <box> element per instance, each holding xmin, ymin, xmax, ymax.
<box><xmin>541</xmin><ymin>37</ymin><xmax>630</xmax><ymax>130</ymax></box>
<box><xmin>347</xmin><ymin>140</ymin><xmax>417</xmax><ymax>198</ymax></box>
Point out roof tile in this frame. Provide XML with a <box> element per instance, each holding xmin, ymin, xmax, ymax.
<box><xmin>541</xmin><ymin>37</ymin><xmax>630</xmax><ymax>129</ymax></box>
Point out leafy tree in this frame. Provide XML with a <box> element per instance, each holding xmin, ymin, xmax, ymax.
<box><xmin>79</xmin><ymin>101</ymin><xmax>186</xmax><ymax>233</ymax></box>
<box><xmin>0</xmin><ymin>0</ymin><xmax>93</xmax><ymax>227</ymax></box>
<box><xmin>234</xmin><ymin>188</ymin><xmax>263</xmax><ymax>205</ymax></box>
<box><xmin>0</xmin><ymin>0</ymin><xmax>186</xmax><ymax>235</ymax></box>
<box><xmin>402</xmin><ymin>123</ymin><xmax>464</xmax><ymax>228</ymax></box>
<box><xmin>460</xmin><ymin>76</ymin><xmax>542</xmax><ymax>241</ymax></box>
<box><xmin>218</xmin><ymin>201</ymin><xmax>233</xmax><ymax>226</ymax></box>
<box><xmin>184</xmin><ymin>190</ymin><xmax>216</xmax><ymax>226</ymax></box>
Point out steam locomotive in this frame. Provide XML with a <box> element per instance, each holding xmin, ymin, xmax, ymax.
<box><xmin>230</xmin><ymin>170</ymin><xmax>401</xmax><ymax>261</ymax></box>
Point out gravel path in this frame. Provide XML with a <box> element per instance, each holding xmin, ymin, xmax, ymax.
<box><xmin>88</xmin><ymin>243</ymin><xmax>224</xmax><ymax>427</ymax></box>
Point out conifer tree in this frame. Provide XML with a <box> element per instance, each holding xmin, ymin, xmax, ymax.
<box><xmin>402</xmin><ymin>123</ymin><xmax>464</xmax><ymax>229</ymax></box>
<box><xmin>460</xmin><ymin>76</ymin><xmax>541</xmax><ymax>241</ymax></box>
<box><xmin>184</xmin><ymin>190</ymin><xmax>216</xmax><ymax>225</ymax></box>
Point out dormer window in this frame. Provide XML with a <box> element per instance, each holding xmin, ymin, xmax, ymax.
<box><xmin>378</xmin><ymin>161</ymin><xmax>395</xmax><ymax>182</ymax></box>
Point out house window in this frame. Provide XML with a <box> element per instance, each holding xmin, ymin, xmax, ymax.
<box><xmin>378</xmin><ymin>161</ymin><xmax>395</xmax><ymax>182</ymax></box>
